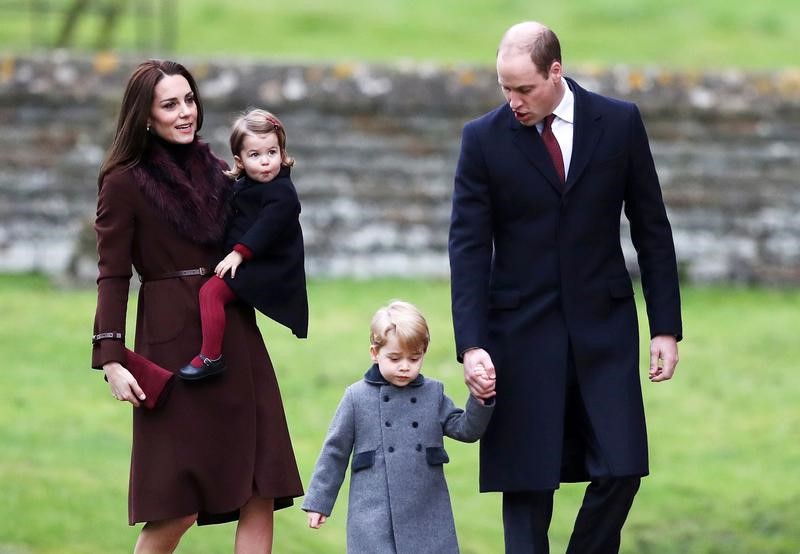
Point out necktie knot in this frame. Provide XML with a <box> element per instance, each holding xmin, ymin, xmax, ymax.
<box><xmin>543</xmin><ymin>113</ymin><xmax>556</xmax><ymax>130</ymax></box>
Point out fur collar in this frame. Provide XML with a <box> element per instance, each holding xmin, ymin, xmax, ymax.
<box><xmin>132</xmin><ymin>138</ymin><xmax>232</xmax><ymax>246</ymax></box>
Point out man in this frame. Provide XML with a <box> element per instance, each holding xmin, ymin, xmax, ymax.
<box><xmin>448</xmin><ymin>21</ymin><xmax>682</xmax><ymax>553</ymax></box>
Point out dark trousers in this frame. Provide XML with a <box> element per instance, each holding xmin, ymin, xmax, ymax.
<box><xmin>502</xmin><ymin>477</ymin><xmax>641</xmax><ymax>554</ymax></box>
<box><xmin>503</xmin><ymin>345</ymin><xmax>642</xmax><ymax>553</ymax></box>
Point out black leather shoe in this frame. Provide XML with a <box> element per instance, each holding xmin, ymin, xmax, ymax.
<box><xmin>179</xmin><ymin>355</ymin><xmax>226</xmax><ymax>381</ymax></box>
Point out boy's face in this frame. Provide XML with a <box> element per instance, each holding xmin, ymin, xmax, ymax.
<box><xmin>370</xmin><ymin>331</ymin><xmax>425</xmax><ymax>387</ymax></box>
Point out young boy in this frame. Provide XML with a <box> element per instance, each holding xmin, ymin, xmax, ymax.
<box><xmin>302</xmin><ymin>300</ymin><xmax>495</xmax><ymax>553</ymax></box>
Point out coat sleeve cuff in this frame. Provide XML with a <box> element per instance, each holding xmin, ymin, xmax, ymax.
<box><xmin>233</xmin><ymin>243</ymin><xmax>254</xmax><ymax>260</ymax></box>
<box><xmin>457</xmin><ymin>346</ymin><xmax>482</xmax><ymax>363</ymax></box>
<box><xmin>91</xmin><ymin>337</ymin><xmax>126</xmax><ymax>370</ymax></box>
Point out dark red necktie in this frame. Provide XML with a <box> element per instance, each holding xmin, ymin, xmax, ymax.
<box><xmin>541</xmin><ymin>114</ymin><xmax>565</xmax><ymax>184</ymax></box>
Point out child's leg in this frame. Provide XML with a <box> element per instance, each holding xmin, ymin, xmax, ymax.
<box><xmin>190</xmin><ymin>275</ymin><xmax>237</xmax><ymax>367</ymax></box>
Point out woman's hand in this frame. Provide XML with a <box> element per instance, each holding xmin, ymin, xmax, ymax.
<box><xmin>215</xmin><ymin>250</ymin><xmax>244</xmax><ymax>278</ymax></box>
<box><xmin>103</xmin><ymin>361</ymin><xmax>145</xmax><ymax>408</ymax></box>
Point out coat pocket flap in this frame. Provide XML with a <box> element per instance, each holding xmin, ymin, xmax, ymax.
<box><xmin>608</xmin><ymin>277</ymin><xmax>634</xmax><ymax>298</ymax></box>
<box><xmin>425</xmin><ymin>446</ymin><xmax>450</xmax><ymax>465</ymax></box>
<box><xmin>351</xmin><ymin>450</ymin><xmax>375</xmax><ymax>472</ymax></box>
<box><xmin>488</xmin><ymin>290</ymin><xmax>520</xmax><ymax>310</ymax></box>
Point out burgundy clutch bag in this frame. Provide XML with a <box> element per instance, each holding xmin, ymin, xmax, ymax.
<box><xmin>123</xmin><ymin>349</ymin><xmax>175</xmax><ymax>409</ymax></box>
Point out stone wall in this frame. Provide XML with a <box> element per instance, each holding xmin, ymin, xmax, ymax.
<box><xmin>1</xmin><ymin>52</ymin><xmax>799</xmax><ymax>283</ymax></box>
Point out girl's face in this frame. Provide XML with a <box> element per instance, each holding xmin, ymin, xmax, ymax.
<box><xmin>148</xmin><ymin>74</ymin><xmax>197</xmax><ymax>144</ymax></box>
<box><xmin>234</xmin><ymin>132</ymin><xmax>282</xmax><ymax>183</ymax></box>
<box><xmin>370</xmin><ymin>331</ymin><xmax>425</xmax><ymax>387</ymax></box>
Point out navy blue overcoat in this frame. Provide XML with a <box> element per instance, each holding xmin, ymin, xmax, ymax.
<box><xmin>223</xmin><ymin>166</ymin><xmax>308</xmax><ymax>338</ymax></box>
<box><xmin>448</xmin><ymin>77</ymin><xmax>682</xmax><ymax>491</ymax></box>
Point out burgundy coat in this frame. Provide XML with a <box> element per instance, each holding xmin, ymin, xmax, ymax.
<box><xmin>92</xmin><ymin>140</ymin><xmax>303</xmax><ymax>525</ymax></box>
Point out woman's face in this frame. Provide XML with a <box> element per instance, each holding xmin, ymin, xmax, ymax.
<box><xmin>148</xmin><ymin>74</ymin><xmax>197</xmax><ymax>144</ymax></box>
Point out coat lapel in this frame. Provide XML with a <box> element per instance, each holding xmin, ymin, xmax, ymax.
<box><xmin>510</xmin><ymin>117</ymin><xmax>563</xmax><ymax>194</ymax></box>
<box><xmin>564</xmin><ymin>77</ymin><xmax>603</xmax><ymax>195</ymax></box>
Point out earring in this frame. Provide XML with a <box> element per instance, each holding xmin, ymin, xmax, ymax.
<box><xmin>146</xmin><ymin>124</ymin><xmax>151</xmax><ymax>133</ymax></box>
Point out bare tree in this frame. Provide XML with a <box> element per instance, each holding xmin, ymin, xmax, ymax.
<box><xmin>55</xmin><ymin>0</ymin><xmax>126</xmax><ymax>49</ymax></box>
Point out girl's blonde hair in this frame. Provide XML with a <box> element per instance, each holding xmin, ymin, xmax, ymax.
<box><xmin>226</xmin><ymin>108</ymin><xmax>294</xmax><ymax>179</ymax></box>
<box><xmin>370</xmin><ymin>300</ymin><xmax>430</xmax><ymax>354</ymax></box>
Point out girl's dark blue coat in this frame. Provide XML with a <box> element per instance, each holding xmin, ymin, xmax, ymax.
<box><xmin>223</xmin><ymin>166</ymin><xmax>308</xmax><ymax>338</ymax></box>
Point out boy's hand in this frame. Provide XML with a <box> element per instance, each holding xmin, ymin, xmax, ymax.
<box><xmin>472</xmin><ymin>363</ymin><xmax>496</xmax><ymax>404</ymax></box>
<box><xmin>307</xmin><ymin>511</ymin><xmax>327</xmax><ymax>529</ymax></box>
<box><xmin>215</xmin><ymin>250</ymin><xmax>244</xmax><ymax>278</ymax></box>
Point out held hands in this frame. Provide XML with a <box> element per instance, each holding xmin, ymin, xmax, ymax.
<box><xmin>463</xmin><ymin>348</ymin><xmax>497</xmax><ymax>402</ymax></box>
<box><xmin>103</xmin><ymin>361</ymin><xmax>146</xmax><ymax>408</ymax></box>
<box><xmin>649</xmin><ymin>334</ymin><xmax>679</xmax><ymax>382</ymax></box>
<box><xmin>307</xmin><ymin>511</ymin><xmax>327</xmax><ymax>529</ymax></box>
<box><xmin>215</xmin><ymin>250</ymin><xmax>244</xmax><ymax>278</ymax></box>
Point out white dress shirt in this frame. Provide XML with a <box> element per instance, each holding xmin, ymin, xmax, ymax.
<box><xmin>536</xmin><ymin>80</ymin><xmax>575</xmax><ymax>180</ymax></box>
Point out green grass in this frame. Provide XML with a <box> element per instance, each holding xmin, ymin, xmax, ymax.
<box><xmin>1</xmin><ymin>274</ymin><xmax>799</xmax><ymax>553</ymax></box>
<box><xmin>1</xmin><ymin>1</ymin><xmax>798</xmax><ymax>68</ymax></box>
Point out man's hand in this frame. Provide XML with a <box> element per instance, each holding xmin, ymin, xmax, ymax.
<box><xmin>649</xmin><ymin>335</ymin><xmax>679</xmax><ymax>382</ymax></box>
<box><xmin>463</xmin><ymin>348</ymin><xmax>497</xmax><ymax>400</ymax></box>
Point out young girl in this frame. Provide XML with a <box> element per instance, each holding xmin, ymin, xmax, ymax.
<box><xmin>179</xmin><ymin>109</ymin><xmax>308</xmax><ymax>380</ymax></box>
<box><xmin>302</xmin><ymin>300</ymin><xmax>495</xmax><ymax>553</ymax></box>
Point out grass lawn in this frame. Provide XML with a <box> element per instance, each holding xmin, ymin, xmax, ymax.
<box><xmin>1</xmin><ymin>1</ymin><xmax>798</xmax><ymax>69</ymax></box>
<box><xmin>0</xmin><ymin>274</ymin><xmax>798</xmax><ymax>553</ymax></box>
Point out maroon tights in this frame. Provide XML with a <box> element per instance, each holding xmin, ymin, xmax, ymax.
<box><xmin>190</xmin><ymin>275</ymin><xmax>237</xmax><ymax>367</ymax></box>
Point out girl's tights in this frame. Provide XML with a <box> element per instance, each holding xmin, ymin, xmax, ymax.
<box><xmin>190</xmin><ymin>275</ymin><xmax>237</xmax><ymax>367</ymax></box>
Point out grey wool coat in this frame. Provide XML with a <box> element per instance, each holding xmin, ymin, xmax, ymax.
<box><xmin>302</xmin><ymin>364</ymin><xmax>494</xmax><ymax>554</ymax></box>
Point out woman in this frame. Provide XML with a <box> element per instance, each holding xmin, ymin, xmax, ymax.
<box><xmin>91</xmin><ymin>60</ymin><xmax>303</xmax><ymax>553</ymax></box>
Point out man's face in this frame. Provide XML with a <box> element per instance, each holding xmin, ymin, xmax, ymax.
<box><xmin>496</xmin><ymin>53</ymin><xmax>563</xmax><ymax>127</ymax></box>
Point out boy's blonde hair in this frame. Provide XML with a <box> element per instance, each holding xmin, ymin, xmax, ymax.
<box><xmin>226</xmin><ymin>108</ymin><xmax>295</xmax><ymax>179</ymax></box>
<box><xmin>370</xmin><ymin>300</ymin><xmax>430</xmax><ymax>354</ymax></box>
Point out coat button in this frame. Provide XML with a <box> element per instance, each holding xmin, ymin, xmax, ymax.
<box><xmin>416</xmin><ymin>444</ymin><xmax>422</xmax><ymax>452</ymax></box>
<box><xmin>410</xmin><ymin>397</ymin><xmax>417</xmax><ymax>403</ymax></box>
<box><xmin>388</xmin><ymin>446</ymin><xmax>395</xmax><ymax>453</ymax></box>
<box><xmin>383</xmin><ymin>395</ymin><xmax>389</xmax><ymax>402</ymax></box>
<box><xmin>385</xmin><ymin>421</ymin><xmax>391</xmax><ymax>427</ymax></box>
<box><xmin>412</xmin><ymin>421</ymin><xmax>418</xmax><ymax>428</ymax></box>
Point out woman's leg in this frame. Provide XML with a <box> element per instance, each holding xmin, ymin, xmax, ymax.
<box><xmin>235</xmin><ymin>496</ymin><xmax>275</xmax><ymax>554</ymax></box>
<box><xmin>134</xmin><ymin>513</ymin><xmax>197</xmax><ymax>554</ymax></box>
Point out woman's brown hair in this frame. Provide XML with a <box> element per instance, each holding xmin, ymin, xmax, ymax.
<box><xmin>97</xmin><ymin>60</ymin><xmax>204</xmax><ymax>188</ymax></box>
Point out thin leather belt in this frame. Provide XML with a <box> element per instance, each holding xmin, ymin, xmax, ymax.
<box><xmin>139</xmin><ymin>267</ymin><xmax>210</xmax><ymax>282</ymax></box>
